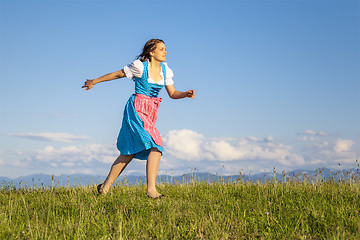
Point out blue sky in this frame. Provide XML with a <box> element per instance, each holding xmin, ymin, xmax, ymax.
<box><xmin>0</xmin><ymin>0</ymin><xmax>359</xmax><ymax>178</ymax></box>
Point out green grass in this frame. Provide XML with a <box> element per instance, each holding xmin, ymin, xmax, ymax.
<box><xmin>1</xmin><ymin>176</ymin><xmax>360</xmax><ymax>239</ymax></box>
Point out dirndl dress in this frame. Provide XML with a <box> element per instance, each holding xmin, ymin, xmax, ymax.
<box><xmin>117</xmin><ymin>61</ymin><xmax>167</xmax><ymax>160</ymax></box>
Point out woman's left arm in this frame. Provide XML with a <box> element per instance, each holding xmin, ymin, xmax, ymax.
<box><xmin>165</xmin><ymin>85</ymin><xmax>195</xmax><ymax>99</ymax></box>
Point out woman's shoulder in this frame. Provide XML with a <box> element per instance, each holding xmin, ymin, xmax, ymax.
<box><xmin>133</xmin><ymin>59</ymin><xmax>145</xmax><ymax>67</ymax></box>
<box><xmin>162</xmin><ymin>62</ymin><xmax>173</xmax><ymax>78</ymax></box>
<box><xmin>124</xmin><ymin>59</ymin><xmax>145</xmax><ymax>79</ymax></box>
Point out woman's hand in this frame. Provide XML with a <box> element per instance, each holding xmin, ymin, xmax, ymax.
<box><xmin>186</xmin><ymin>89</ymin><xmax>195</xmax><ymax>99</ymax></box>
<box><xmin>82</xmin><ymin>79</ymin><xmax>95</xmax><ymax>91</ymax></box>
<box><xmin>82</xmin><ymin>69</ymin><xmax>126</xmax><ymax>91</ymax></box>
<box><xmin>165</xmin><ymin>85</ymin><xmax>195</xmax><ymax>99</ymax></box>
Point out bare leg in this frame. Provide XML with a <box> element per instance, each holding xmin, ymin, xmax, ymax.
<box><xmin>146</xmin><ymin>148</ymin><xmax>162</xmax><ymax>198</ymax></box>
<box><xmin>100</xmin><ymin>154</ymin><xmax>134</xmax><ymax>195</ymax></box>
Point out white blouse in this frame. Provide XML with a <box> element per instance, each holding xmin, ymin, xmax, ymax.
<box><xmin>123</xmin><ymin>59</ymin><xmax>174</xmax><ymax>86</ymax></box>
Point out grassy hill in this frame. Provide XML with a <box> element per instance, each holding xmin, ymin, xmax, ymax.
<box><xmin>1</xmin><ymin>174</ymin><xmax>359</xmax><ymax>239</ymax></box>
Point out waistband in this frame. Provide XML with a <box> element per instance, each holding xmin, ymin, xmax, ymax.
<box><xmin>135</xmin><ymin>93</ymin><xmax>162</xmax><ymax>103</ymax></box>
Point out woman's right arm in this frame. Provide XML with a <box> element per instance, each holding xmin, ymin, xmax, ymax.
<box><xmin>82</xmin><ymin>69</ymin><xmax>126</xmax><ymax>91</ymax></box>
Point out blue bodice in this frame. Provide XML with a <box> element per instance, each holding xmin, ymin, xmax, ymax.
<box><xmin>134</xmin><ymin>61</ymin><xmax>166</xmax><ymax>98</ymax></box>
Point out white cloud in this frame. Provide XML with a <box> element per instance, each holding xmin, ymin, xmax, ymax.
<box><xmin>62</xmin><ymin>162</ymin><xmax>75</xmax><ymax>167</ymax></box>
<box><xmin>298</xmin><ymin>136</ymin><xmax>316</xmax><ymax>142</ymax></box>
<box><xmin>9</xmin><ymin>132</ymin><xmax>90</xmax><ymax>143</ymax></box>
<box><xmin>2</xmin><ymin>129</ymin><xmax>358</xmax><ymax>177</ymax></box>
<box><xmin>162</xmin><ymin>129</ymin><xmax>359</xmax><ymax>173</ymax></box>
<box><xmin>206</xmin><ymin>140</ymin><xmax>247</xmax><ymax>161</ymax></box>
<box><xmin>333</xmin><ymin>139</ymin><xmax>354</xmax><ymax>153</ymax></box>
<box><xmin>302</xmin><ymin>137</ymin><xmax>357</xmax><ymax>167</ymax></box>
<box><xmin>31</xmin><ymin>143</ymin><xmax>118</xmax><ymax>164</ymax></box>
<box><xmin>163</xmin><ymin>129</ymin><xmax>305</xmax><ymax>166</ymax></box>
<box><xmin>307</xmin><ymin>159</ymin><xmax>327</xmax><ymax>165</ymax></box>
<box><xmin>205</xmin><ymin>138</ymin><xmax>305</xmax><ymax>166</ymax></box>
<box><xmin>246</xmin><ymin>136</ymin><xmax>260</xmax><ymax>142</ymax></box>
<box><xmin>162</xmin><ymin>129</ymin><xmax>205</xmax><ymax>160</ymax></box>
<box><xmin>246</xmin><ymin>136</ymin><xmax>273</xmax><ymax>143</ymax></box>
<box><xmin>304</xmin><ymin>129</ymin><xmax>328</xmax><ymax>136</ymax></box>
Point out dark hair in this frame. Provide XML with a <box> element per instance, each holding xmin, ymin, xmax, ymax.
<box><xmin>137</xmin><ymin>39</ymin><xmax>164</xmax><ymax>62</ymax></box>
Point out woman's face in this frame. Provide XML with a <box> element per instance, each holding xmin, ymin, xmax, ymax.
<box><xmin>151</xmin><ymin>42</ymin><xmax>167</xmax><ymax>62</ymax></box>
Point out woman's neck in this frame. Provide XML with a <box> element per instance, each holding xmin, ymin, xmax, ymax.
<box><xmin>148</xmin><ymin>59</ymin><xmax>162</xmax><ymax>82</ymax></box>
<box><xmin>149</xmin><ymin>59</ymin><xmax>161</xmax><ymax>68</ymax></box>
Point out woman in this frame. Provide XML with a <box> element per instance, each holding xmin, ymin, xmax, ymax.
<box><xmin>82</xmin><ymin>39</ymin><xmax>195</xmax><ymax>198</ymax></box>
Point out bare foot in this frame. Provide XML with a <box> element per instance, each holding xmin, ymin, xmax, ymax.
<box><xmin>146</xmin><ymin>190</ymin><xmax>164</xmax><ymax>199</ymax></box>
<box><xmin>97</xmin><ymin>183</ymin><xmax>109</xmax><ymax>196</ymax></box>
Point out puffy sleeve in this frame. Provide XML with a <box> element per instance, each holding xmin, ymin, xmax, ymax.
<box><xmin>164</xmin><ymin>63</ymin><xmax>174</xmax><ymax>85</ymax></box>
<box><xmin>123</xmin><ymin>59</ymin><xmax>144</xmax><ymax>79</ymax></box>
